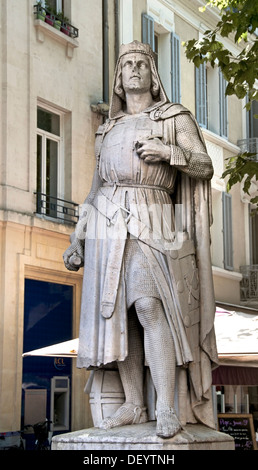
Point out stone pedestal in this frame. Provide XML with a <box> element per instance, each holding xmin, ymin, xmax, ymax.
<box><xmin>52</xmin><ymin>422</ymin><xmax>234</xmax><ymax>450</ymax></box>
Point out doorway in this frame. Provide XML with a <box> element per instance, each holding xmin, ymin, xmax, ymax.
<box><xmin>22</xmin><ymin>279</ymin><xmax>73</xmax><ymax>449</ymax></box>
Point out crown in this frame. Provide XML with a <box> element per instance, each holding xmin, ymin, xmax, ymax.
<box><xmin>118</xmin><ymin>40</ymin><xmax>155</xmax><ymax>60</ymax></box>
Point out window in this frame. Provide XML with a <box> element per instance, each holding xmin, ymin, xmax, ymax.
<box><xmin>222</xmin><ymin>191</ymin><xmax>233</xmax><ymax>270</ymax></box>
<box><xmin>195</xmin><ymin>64</ymin><xmax>228</xmax><ymax>138</ymax></box>
<box><xmin>142</xmin><ymin>13</ymin><xmax>181</xmax><ymax>102</ymax></box>
<box><xmin>34</xmin><ymin>0</ymin><xmax>79</xmax><ymax>43</ymax></box>
<box><xmin>219</xmin><ymin>70</ymin><xmax>228</xmax><ymax>138</ymax></box>
<box><xmin>245</xmin><ymin>100</ymin><xmax>258</xmax><ymax>265</ymax></box>
<box><xmin>215</xmin><ymin>384</ymin><xmax>258</xmax><ymax>423</ymax></box>
<box><xmin>36</xmin><ymin>105</ymin><xmax>78</xmax><ymax>224</ymax></box>
<box><xmin>142</xmin><ymin>13</ymin><xmax>155</xmax><ymax>52</ymax></box>
<box><xmin>153</xmin><ymin>33</ymin><xmax>159</xmax><ymax>67</ymax></box>
<box><xmin>170</xmin><ymin>32</ymin><xmax>181</xmax><ymax>103</ymax></box>
<box><xmin>246</xmin><ymin>99</ymin><xmax>258</xmax><ymax>139</ymax></box>
<box><xmin>195</xmin><ymin>63</ymin><xmax>207</xmax><ymax>128</ymax></box>
<box><xmin>250</xmin><ymin>212</ymin><xmax>258</xmax><ymax>265</ymax></box>
<box><xmin>37</xmin><ymin>106</ymin><xmax>63</xmax><ymax>219</ymax></box>
<box><xmin>210</xmin><ymin>189</ymin><xmax>224</xmax><ymax>269</ymax></box>
<box><xmin>41</xmin><ymin>0</ymin><xmax>63</xmax><ymax>14</ymax></box>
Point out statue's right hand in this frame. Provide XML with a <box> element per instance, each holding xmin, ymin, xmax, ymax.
<box><xmin>63</xmin><ymin>239</ymin><xmax>84</xmax><ymax>272</ymax></box>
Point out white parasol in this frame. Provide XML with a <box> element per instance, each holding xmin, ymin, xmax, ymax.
<box><xmin>22</xmin><ymin>338</ymin><xmax>79</xmax><ymax>358</ymax></box>
<box><xmin>22</xmin><ymin>307</ymin><xmax>258</xmax><ymax>367</ymax></box>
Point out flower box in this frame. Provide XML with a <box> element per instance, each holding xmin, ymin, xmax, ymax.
<box><xmin>45</xmin><ymin>14</ymin><xmax>55</xmax><ymax>26</ymax></box>
<box><xmin>37</xmin><ymin>9</ymin><xmax>46</xmax><ymax>21</ymax></box>
<box><xmin>60</xmin><ymin>24</ymin><xmax>70</xmax><ymax>36</ymax></box>
<box><xmin>34</xmin><ymin>4</ymin><xmax>78</xmax><ymax>39</ymax></box>
<box><xmin>54</xmin><ymin>20</ymin><xmax>61</xmax><ymax>30</ymax></box>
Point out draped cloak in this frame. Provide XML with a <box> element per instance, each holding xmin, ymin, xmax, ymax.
<box><xmin>76</xmin><ymin>42</ymin><xmax>219</xmax><ymax>428</ymax></box>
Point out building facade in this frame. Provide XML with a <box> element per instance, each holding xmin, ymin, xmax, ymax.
<box><xmin>0</xmin><ymin>0</ymin><xmax>257</xmax><ymax>441</ymax></box>
<box><xmin>0</xmin><ymin>0</ymin><xmax>112</xmax><ymax>436</ymax></box>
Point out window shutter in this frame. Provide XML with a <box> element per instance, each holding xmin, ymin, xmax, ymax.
<box><xmin>222</xmin><ymin>192</ymin><xmax>233</xmax><ymax>270</ymax></box>
<box><xmin>170</xmin><ymin>32</ymin><xmax>181</xmax><ymax>103</ymax></box>
<box><xmin>195</xmin><ymin>63</ymin><xmax>207</xmax><ymax>128</ymax></box>
<box><xmin>219</xmin><ymin>70</ymin><xmax>228</xmax><ymax>138</ymax></box>
<box><xmin>142</xmin><ymin>13</ymin><xmax>155</xmax><ymax>50</ymax></box>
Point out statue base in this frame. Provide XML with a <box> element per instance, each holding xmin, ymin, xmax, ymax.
<box><xmin>51</xmin><ymin>421</ymin><xmax>234</xmax><ymax>451</ymax></box>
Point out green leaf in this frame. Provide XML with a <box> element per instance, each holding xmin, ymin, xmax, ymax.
<box><xmin>209</xmin><ymin>40</ymin><xmax>224</xmax><ymax>51</ymax></box>
<box><xmin>193</xmin><ymin>55</ymin><xmax>201</xmax><ymax>67</ymax></box>
<box><xmin>251</xmin><ymin>196</ymin><xmax>258</xmax><ymax>204</ymax></box>
<box><xmin>225</xmin><ymin>82</ymin><xmax>235</xmax><ymax>95</ymax></box>
<box><xmin>234</xmin><ymin>84</ymin><xmax>247</xmax><ymax>99</ymax></box>
<box><xmin>216</xmin><ymin>50</ymin><xmax>230</xmax><ymax>64</ymax></box>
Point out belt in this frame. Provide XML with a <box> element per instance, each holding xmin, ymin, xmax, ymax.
<box><xmin>102</xmin><ymin>182</ymin><xmax>172</xmax><ymax>194</ymax></box>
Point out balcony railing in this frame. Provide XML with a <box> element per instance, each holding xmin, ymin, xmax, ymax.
<box><xmin>34</xmin><ymin>4</ymin><xmax>79</xmax><ymax>39</ymax></box>
<box><xmin>237</xmin><ymin>138</ymin><xmax>258</xmax><ymax>161</ymax></box>
<box><xmin>35</xmin><ymin>192</ymin><xmax>79</xmax><ymax>225</ymax></box>
<box><xmin>240</xmin><ymin>265</ymin><xmax>258</xmax><ymax>301</ymax></box>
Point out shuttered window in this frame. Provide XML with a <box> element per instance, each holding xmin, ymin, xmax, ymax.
<box><xmin>219</xmin><ymin>70</ymin><xmax>228</xmax><ymax>138</ymax></box>
<box><xmin>142</xmin><ymin>14</ymin><xmax>181</xmax><ymax>103</ymax></box>
<box><xmin>142</xmin><ymin>13</ymin><xmax>155</xmax><ymax>50</ymax></box>
<box><xmin>195</xmin><ymin>63</ymin><xmax>207</xmax><ymax>128</ymax></box>
<box><xmin>170</xmin><ymin>32</ymin><xmax>181</xmax><ymax>103</ymax></box>
<box><xmin>222</xmin><ymin>192</ymin><xmax>233</xmax><ymax>270</ymax></box>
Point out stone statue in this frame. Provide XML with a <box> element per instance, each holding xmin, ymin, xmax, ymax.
<box><xmin>63</xmin><ymin>41</ymin><xmax>218</xmax><ymax>439</ymax></box>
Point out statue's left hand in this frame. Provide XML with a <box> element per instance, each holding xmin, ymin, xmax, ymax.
<box><xmin>136</xmin><ymin>137</ymin><xmax>170</xmax><ymax>163</ymax></box>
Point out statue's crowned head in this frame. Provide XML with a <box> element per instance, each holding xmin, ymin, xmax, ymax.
<box><xmin>109</xmin><ymin>40</ymin><xmax>168</xmax><ymax>119</ymax></box>
<box><xmin>117</xmin><ymin>40</ymin><xmax>156</xmax><ymax>61</ymax></box>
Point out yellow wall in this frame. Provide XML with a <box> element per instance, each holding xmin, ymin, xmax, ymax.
<box><xmin>0</xmin><ymin>219</ymin><xmax>94</xmax><ymax>431</ymax></box>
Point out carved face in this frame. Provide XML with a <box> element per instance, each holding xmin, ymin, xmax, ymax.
<box><xmin>121</xmin><ymin>53</ymin><xmax>152</xmax><ymax>95</ymax></box>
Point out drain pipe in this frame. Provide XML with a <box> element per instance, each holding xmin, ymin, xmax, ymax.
<box><xmin>115</xmin><ymin>0</ymin><xmax>119</xmax><ymax>61</ymax></box>
<box><xmin>102</xmin><ymin>0</ymin><xmax>109</xmax><ymax>104</ymax></box>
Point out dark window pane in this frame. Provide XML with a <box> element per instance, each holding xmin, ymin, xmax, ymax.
<box><xmin>44</xmin><ymin>0</ymin><xmax>63</xmax><ymax>14</ymax></box>
<box><xmin>251</xmin><ymin>213</ymin><xmax>258</xmax><ymax>264</ymax></box>
<box><xmin>222</xmin><ymin>191</ymin><xmax>233</xmax><ymax>271</ymax></box>
<box><xmin>37</xmin><ymin>134</ymin><xmax>42</xmax><ymax>193</ymax></box>
<box><xmin>46</xmin><ymin>139</ymin><xmax>58</xmax><ymax>217</ymax></box>
<box><xmin>46</xmin><ymin>0</ymin><xmax>56</xmax><ymax>12</ymax></box>
<box><xmin>154</xmin><ymin>34</ymin><xmax>158</xmax><ymax>68</ymax></box>
<box><xmin>23</xmin><ymin>279</ymin><xmax>73</xmax><ymax>351</ymax></box>
<box><xmin>46</xmin><ymin>139</ymin><xmax>58</xmax><ymax>197</ymax></box>
<box><xmin>37</xmin><ymin>107</ymin><xmax>60</xmax><ymax>136</ymax></box>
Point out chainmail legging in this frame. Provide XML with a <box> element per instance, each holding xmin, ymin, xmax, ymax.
<box><xmin>100</xmin><ymin>308</ymin><xmax>147</xmax><ymax>428</ymax></box>
<box><xmin>135</xmin><ymin>297</ymin><xmax>176</xmax><ymax>411</ymax></box>
<box><xmin>100</xmin><ymin>297</ymin><xmax>180</xmax><ymax>436</ymax></box>
<box><xmin>135</xmin><ymin>297</ymin><xmax>181</xmax><ymax>437</ymax></box>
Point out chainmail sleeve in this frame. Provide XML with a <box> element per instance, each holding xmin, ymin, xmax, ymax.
<box><xmin>170</xmin><ymin>113</ymin><xmax>213</xmax><ymax>180</ymax></box>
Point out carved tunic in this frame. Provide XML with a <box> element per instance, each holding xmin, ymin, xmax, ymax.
<box><xmin>78</xmin><ymin>112</ymin><xmax>195</xmax><ymax>370</ymax></box>
<box><xmin>99</xmin><ymin>113</ymin><xmax>178</xmax><ymax>307</ymax></box>
<box><xmin>100</xmin><ymin>112</ymin><xmax>176</xmax><ymax>191</ymax></box>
